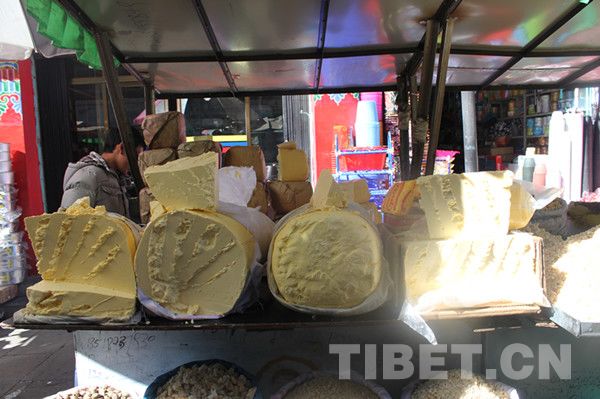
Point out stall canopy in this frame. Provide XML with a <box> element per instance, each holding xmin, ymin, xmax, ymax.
<box><xmin>22</xmin><ymin>0</ymin><xmax>600</xmax><ymax>97</ymax></box>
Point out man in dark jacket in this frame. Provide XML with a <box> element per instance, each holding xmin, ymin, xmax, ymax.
<box><xmin>61</xmin><ymin>128</ymin><xmax>145</xmax><ymax>217</ymax></box>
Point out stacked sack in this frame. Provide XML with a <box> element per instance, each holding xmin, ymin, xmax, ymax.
<box><xmin>0</xmin><ymin>143</ymin><xmax>27</xmax><ymax>286</ymax></box>
<box><xmin>223</xmin><ymin>145</ymin><xmax>270</xmax><ymax>216</ymax></box>
<box><xmin>138</xmin><ymin>112</ymin><xmax>223</xmax><ymax>224</ymax></box>
<box><xmin>267</xmin><ymin>142</ymin><xmax>312</xmax><ymax>219</ymax></box>
<box><xmin>137</xmin><ymin>151</ymin><xmax>274</xmax><ymax>319</ymax></box>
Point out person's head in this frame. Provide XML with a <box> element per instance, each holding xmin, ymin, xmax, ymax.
<box><xmin>102</xmin><ymin>127</ymin><xmax>145</xmax><ymax>174</ymax></box>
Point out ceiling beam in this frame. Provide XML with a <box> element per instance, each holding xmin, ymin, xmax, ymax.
<box><xmin>190</xmin><ymin>0</ymin><xmax>238</xmax><ymax>95</ymax></box>
<box><xmin>559</xmin><ymin>56</ymin><xmax>600</xmax><ymax>86</ymax></box>
<box><xmin>313</xmin><ymin>0</ymin><xmax>331</xmax><ymax>92</ymax></box>
<box><xmin>480</xmin><ymin>0</ymin><xmax>594</xmax><ymax>88</ymax></box>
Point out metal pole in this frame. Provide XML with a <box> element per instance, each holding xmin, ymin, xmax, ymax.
<box><xmin>461</xmin><ymin>91</ymin><xmax>479</xmax><ymax>172</ymax></box>
<box><xmin>167</xmin><ymin>98</ymin><xmax>177</xmax><ymax>112</ymax></box>
<box><xmin>144</xmin><ymin>83</ymin><xmax>155</xmax><ymax>115</ymax></box>
<box><xmin>425</xmin><ymin>17</ymin><xmax>455</xmax><ymax>175</ymax></box>
<box><xmin>245</xmin><ymin>97</ymin><xmax>252</xmax><ymax>145</ymax></box>
<box><xmin>95</xmin><ymin>31</ymin><xmax>144</xmax><ymax>191</ymax></box>
<box><xmin>417</xmin><ymin>20</ymin><xmax>439</xmax><ymax>119</ymax></box>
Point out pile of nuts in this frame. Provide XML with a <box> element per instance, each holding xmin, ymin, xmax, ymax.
<box><xmin>412</xmin><ymin>370</ymin><xmax>510</xmax><ymax>399</ymax></box>
<box><xmin>283</xmin><ymin>376</ymin><xmax>378</xmax><ymax>399</ymax></box>
<box><xmin>56</xmin><ymin>386</ymin><xmax>132</xmax><ymax>399</ymax></box>
<box><xmin>156</xmin><ymin>363</ymin><xmax>255</xmax><ymax>399</ymax></box>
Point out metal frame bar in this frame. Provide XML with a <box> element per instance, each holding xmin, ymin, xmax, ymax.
<box><xmin>95</xmin><ymin>31</ymin><xmax>144</xmax><ymax>190</ymax></box>
<box><xmin>144</xmin><ymin>83</ymin><xmax>155</xmax><ymax>115</ymax></box>
<box><xmin>190</xmin><ymin>0</ymin><xmax>237</xmax><ymax>94</ymax></box>
<box><xmin>559</xmin><ymin>56</ymin><xmax>600</xmax><ymax>86</ymax></box>
<box><xmin>313</xmin><ymin>0</ymin><xmax>331</xmax><ymax>92</ymax></box>
<box><xmin>426</xmin><ymin>18</ymin><xmax>455</xmax><ymax>175</ymax></box>
<box><xmin>481</xmin><ymin>0</ymin><xmax>594</xmax><ymax>88</ymax></box>
<box><xmin>417</xmin><ymin>20</ymin><xmax>439</xmax><ymax>119</ymax></box>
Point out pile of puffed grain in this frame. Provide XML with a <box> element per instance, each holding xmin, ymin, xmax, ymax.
<box><xmin>412</xmin><ymin>370</ymin><xmax>510</xmax><ymax>399</ymax></box>
<box><xmin>156</xmin><ymin>363</ymin><xmax>255</xmax><ymax>399</ymax></box>
<box><xmin>56</xmin><ymin>386</ymin><xmax>132</xmax><ymax>399</ymax></box>
<box><xmin>283</xmin><ymin>376</ymin><xmax>379</xmax><ymax>399</ymax></box>
<box><xmin>524</xmin><ymin>224</ymin><xmax>600</xmax><ymax>321</ymax></box>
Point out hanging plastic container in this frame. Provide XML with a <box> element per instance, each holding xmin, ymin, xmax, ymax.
<box><xmin>355</xmin><ymin>101</ymin><xmax>380</xmax><ymax>147</ymax></box>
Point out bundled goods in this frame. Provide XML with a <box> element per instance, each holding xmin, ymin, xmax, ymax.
<box><xmin>223</xmin><ymin>145</ymin><xmax>267</xmax><ymax>182</ymax></box>
<box><xmin>269</xmin><ymin>142</ymin><xmax>312</xmax><ymax>218</ymax></box>
<box><xmin>407</xmin><ymin>370</ymin><xmax>516</xmax><ymax>399</ymax></box>
<box><xmin>145</xmin><ymin>361</ymin><xmax>257</xmax><ymax>399</ymax></box>
<box><xmin>177</xmin><ymin>140</ymin><xmax>222</xmax><ymax>165</ymax></box>
<box><xmin>23</xmin><ymin>198</ymin><xmax>138</xmax><ymax>321</ymax></box>
<box><xmin>524</xmin><ymin>224</ymin><xmax>600</xmax><ymax>321</ymax></box>
<box><xmin>0</xmin><ymin>142</ymin><xmax>27</xmax><ymax>286</ymax></box>
<box><xmin>55</xmin><ymin>385</ymin><xmax>132</xmax><ymax>399</ymax></box>
<box><xmin>268</xmin><ymin>170</ymin><xmax>391</xmax><ymax>315</ymax></box>
<box><xmin>141</xmin><ymin>111</ymin><xmax>186</xmax><ymax>149</ymax></box>
<box><xmin>383</xmin><ymin>171</ymin><xmax>547</xmax><ymax>315</ymax></box>
<box><xmin>137</xmin><ymin>152</ymin><xmax>273</xmax><ymax>318</ymax></box>
<box><xmin>138</xmin><ymin>187</ymin><xmax>156</xmax><ymax>225</ymax></box>
<box><xmin>247</xmin><ymin>181</ymin><xmax>270</xmax><ymax>215</ymax></box>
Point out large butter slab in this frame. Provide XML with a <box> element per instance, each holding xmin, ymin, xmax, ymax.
<box><xmin>135</xmin><ymin>210</ymin><xmax>255</xmax><ymax>316</ymax></box>
<box><xmin>144</xmin><ymin>152</ymin><xmax>219</xmax><ymax>211</ymax></box>
<box><xmin>271</xmin><ymin>209</ymin><xmax>382</xmax><ymax>308</ymax></box>
<box><xmin>26</xmin><ymin>280</ymin><xmax>136</xmax><ymax>320</ymax></box>
<box><xmin>277</xmin><ymin>142</ymin><xmax>309</xmax><ymax>182</ymax></box>
<box><xmin>401</xmin><ymin>234</ymin><xmax>544</xmax><ymax>312</ymax></box>
<box><xmin>339</xmin><ymin>179</ymin><xmax>371</xmax><ymax>203</ymax></box>
<box><xmin>25</xmin><ymin>202</ymin><xmax>137</xmax><ymax>294</ymax></box>
<box><xmin>138</xmin><ymin>148</ymin><xmax>177</xmax><ymax>185</ymax></box>
<box><xmin>416</xmin><ymin>171</ymin><xmax>513</xmax><ymax>239</ymax></box>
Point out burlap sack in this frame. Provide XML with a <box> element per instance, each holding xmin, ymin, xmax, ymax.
<box><xmin>141</xmin><ymin>112</ymin><xmax>186</xmax><ymax>149</ymax></box>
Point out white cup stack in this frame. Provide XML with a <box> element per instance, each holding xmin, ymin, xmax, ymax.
<box><xmin>0</xmin><ymin>142</ymin><xmax>26</xmax><ymax>286</ymax></box>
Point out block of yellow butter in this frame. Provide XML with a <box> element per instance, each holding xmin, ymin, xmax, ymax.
<box><xmin>135</xmin><ymin>210</ymin><xmax>256</xmax><ymax>316</ymax></box>
<box><xmin>24</xmin><ymin>198</ymin><xmax>137</xmax><ymax>320</ymax></box>
<box><xmin>144</xmin><ymin>152</ymin><xmax>219</xmax><ymax>211</ymax></box>
<box><xmin>310</xmin><ymin>169</ymin><xmax>348</xmax><ymax>209</ymax></box>
<box><xmin>270</xmin><ymin>170</ymin><xmax>383</xmax><ymax>308</ymax></box>
<box><xmin>138</xmin><ymin>148</ymin><xmax>177</xmax><ymax>185</ymax></box>
<box><xmin>416</xmin><ymin>171</ymin><xmax>513</xmax><ymax>239</ymax></box>
<box><xmin>359</xmin><ymin>201</ymin><xmax>381</xmax><ymax>224</ymax></box>
<box><xmin>509</xmin><ymin>181</ymin><xmax>535</xmax><ymax>230</ymax></box>
<box><xmin>26</xmin><ymin>280</ymin><xmax>136</xmax><ymax>319</ymax></box>
<box><xmin>400</xmin><ymin>233</ymin><xmax>545</xmax><ymax>312</ymax></box>
<box><xmin>277</xmin><ymin>142</ymin><xmax>309</xmax><ymax>182</ymax></box>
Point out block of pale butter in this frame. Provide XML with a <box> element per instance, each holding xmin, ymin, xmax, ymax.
<box><xmin>24</xmin><ymin>198</ymin><xmax>137</xmax><ymax>320</ymax></box>
<box><xmin>400</xmin><ymin>233</ymin><xmax>546</xmax><ymax>313</ymax></box>
<box><xmin>268</xmin><ymin>181</ymin><xmax>312</xmax><ymax>216</ymax></box>
<box><xmin>223</xmin><ymin>146</ymin><xmax>267</xmax><ymax>182</ymax></box>
<box><xmin>277</xmin><ymin>142</ymin><xmax>309</xmax><ymax>182</ymax></box>
<box><xmin>144</xmin><ymin>152</ymin><xmax>219</xmax><ymax>211</ymax></box>
<box><xmin>135</xmin><ymin>210</ymin><xmax>255</xmax><ymax>316</ymax></box>
<box><xmin>26</xmin><ymin>280</ymin><xmax>136</xmax><ymax>320</ymax></box>
<box><xmin>509</xmin><ymin>181</ymin><xmax>535</xmax><ymax>229</ymax></box>
<box><xmin>138</xmin><ymin>148</ymin><xmax>177</xmax><ymax>185</ymax></box>
<box><xmin>339</xmin><ymin>179</ymin><xmax>371</xmax><ymax>203</ymax></box>
<box><xmin>310</xmin><ymin>169</ymin><xmax>347</xmax><ymax>209</ymax></box>
<box><xmin>416</xmin><ymin>171</ymin><xmax>513</xmax><ymax>239</ymax></box>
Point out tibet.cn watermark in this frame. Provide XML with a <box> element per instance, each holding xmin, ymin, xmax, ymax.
<box><xmin>330</xmin><ymin>344</ymin><xmax>571</xmax><ymax>380</ymax></box>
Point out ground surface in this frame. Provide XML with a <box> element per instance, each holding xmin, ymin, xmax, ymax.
<box><xmin>0</xmin><ymin>277</ymin><xmax>75</xmax><ymax>399</ymax></box>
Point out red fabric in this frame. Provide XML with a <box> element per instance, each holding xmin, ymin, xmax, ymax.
<box><xmin>313</xmin><ymin>94</ymin><xmax>359</xmax><ymax>177</ymax></box>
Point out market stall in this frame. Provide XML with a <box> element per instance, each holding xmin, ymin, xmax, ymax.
<box><xmin>4</xmin><ymin>0</ymin><xmax>600</xmax><ymax>398</ymax></box>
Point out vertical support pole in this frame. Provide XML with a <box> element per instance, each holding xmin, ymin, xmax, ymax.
<box><xmin>411</xmin><ymin>20</ymin><xmax>438</xmax><ymax>179</ymax></box>
<box><xmin>245</xmin><ymin>97</ymin><xmax>252</xmax><ymax>145</ymax></box>
<box><xmin>461</xmin><ymin>91</ymin><xmax>479</xmax><ymax>172</ymax></box>
<box><xmin>144</xmin><ymin>83</ymin><xmax>155</xmax><ymax>115</ymax></box>
<box><xmin>425</xmin><ymin>17</ymin><xmax>455</xmax><ymax>175</ymax></box>
<box><xmin>95</xmin><ymin>31</ymin><xmax>144</xmax><ymax>190</ymax></box>
<box><xmin>395</xmin><ymin>76</ymin><xmax>410</xmax><ymax>181</ymax></box>
<box><xmin>167</xmin><ymin>98</ymin><xmax>177</xmax><ymax>112</ymax></box>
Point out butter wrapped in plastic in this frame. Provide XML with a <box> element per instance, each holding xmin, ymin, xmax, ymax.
<box><xmin>509</xmin><ymin>181</ymin><xmax>536</xmax><ymax>230</ymax></box>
